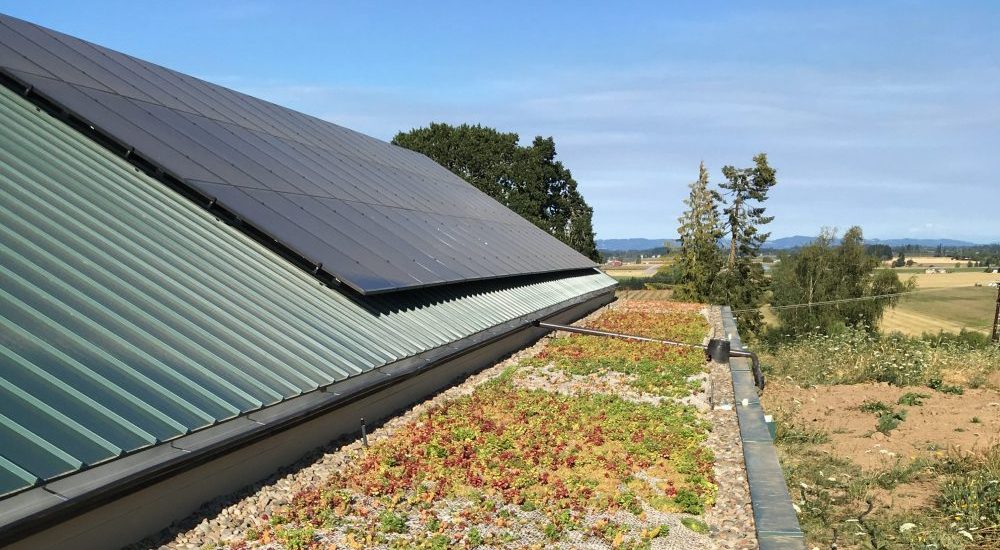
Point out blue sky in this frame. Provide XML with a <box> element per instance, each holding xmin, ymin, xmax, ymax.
<box><xmin>2</xmin><ymin>1</ymin><xmax>998</xmax><ymax>242</ymax></box>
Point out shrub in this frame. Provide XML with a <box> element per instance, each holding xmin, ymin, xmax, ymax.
<box><xmin>859</xmin><ymin>400</ymin><xmax>892</xmax><ymax>415</ymax></box>
<box><xmin>897</xmin><ymin>392</ymin><xmax>929</xmax><ymax>406</ymax></box>
<box><xmin>875</xmin><ymin>409</ymin><xmax>906</xmax><ymax>434</ymax></box>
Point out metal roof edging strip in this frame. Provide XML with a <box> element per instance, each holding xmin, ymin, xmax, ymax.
<box><xmin>720</xmin><ymin>306</ymin><xmax>805</xmax><ymax>550</ymax></box>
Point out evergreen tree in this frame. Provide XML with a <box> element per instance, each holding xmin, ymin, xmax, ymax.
<box><xmin>393</xmin><ymin>124</ymin><xmax>599</xmax><ymax>260</ymax></box>
<box><xmin>713</xmin><ymin>153</ymin><xmax>777</xmax><ymax>335</ymax></box>
<box><xmin>675</xmin><ymin>162</ymin><xmax>723</xmax><ymax>301</ymax></box>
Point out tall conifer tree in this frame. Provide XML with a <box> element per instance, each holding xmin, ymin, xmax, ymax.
<box><xmin>676</xmin><ymin>162</ymin><xmax>723</xmax><ymax>301</ymax></box>
<box><xmin>713</xmin><ymin>153</ymin><xmax>777</xmax><ymax>335</ymax></box>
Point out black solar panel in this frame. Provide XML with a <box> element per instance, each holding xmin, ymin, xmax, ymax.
<box><xmin>0</xmin><ymin>14</ymin><xmax>596</xmax><ymax>294</ymax></box>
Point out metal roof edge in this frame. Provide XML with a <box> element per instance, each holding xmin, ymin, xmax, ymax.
<box><xmin>0</xmin><ymin>286</ymin><xmax>615</xmax><ymax>545</ymax></box>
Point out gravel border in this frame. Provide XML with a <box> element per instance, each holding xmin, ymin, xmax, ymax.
<box><xmin>702</xmin><ymin>306</ymin><xmax>758</xmax><ymax>550</ymax></box>
<box><xmin>132</xmin><ymin>299</ymin><xmax>758</xmax><ymax>549</ymax></box>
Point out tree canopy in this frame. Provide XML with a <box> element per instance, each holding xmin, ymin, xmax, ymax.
<box><xmin>770</xmin><ymin>226</ymin><xmax>911</xmax><ymax>335</ymax></box>
<box><xmin>392</xmin><ymin>123</ymin><xmax>599</xmax><ymax>261</ymax></box>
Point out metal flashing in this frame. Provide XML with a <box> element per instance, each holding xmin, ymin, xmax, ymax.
<box><xmin>720</xmin><ymin>306</ymin><xmax>805</xmax><ymax>549</ymax></box>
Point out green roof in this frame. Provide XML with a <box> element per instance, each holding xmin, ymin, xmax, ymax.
<box><xmin>0</xmin><ymin>84</ymin><xmax>615</xmax><ymax>498</ymax></box>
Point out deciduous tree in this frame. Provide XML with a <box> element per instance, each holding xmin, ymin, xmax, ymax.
<box><xmin>393</xmin><ymin>123</ymin><xmax>599</xmax><ymax>260</ymax></box>
<box><xmin>770</xmin><ymin>226</ymin><xmax>911</xmax><ymax>335</ymax></box>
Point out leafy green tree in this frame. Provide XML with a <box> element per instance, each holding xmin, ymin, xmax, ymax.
<box><xmin>713</xmin><ymin>153</ymin><xmax>777</xmax><ymax>335</ymax></box>
<box><xmin>893</xmin><ymin>252</ymin><xmax>906</xmax><ymax>268</ymax></box>
<box><xmin>770</xmin><ymin>226</ymin><xmax>911</xmax><ymax>335</ymax></box>
<box><xmin>866</xmin><ymin>244</ymin><xmax>893</xmax><ymax>261</ymax></box>
<box><xmin>392</xmin><ymin>123</ymin><xmax>599</xmax><ymax>260</ymax></box>
<box><xmin>675</xmin><ymin>162</ymin><xmax>723</xmax><ymax>301</ymax></box>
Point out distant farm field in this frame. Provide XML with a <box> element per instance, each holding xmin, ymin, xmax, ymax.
<box><xmin>890</xmin><ymin>255</ymin><xmax>974</xmax><ymax>267</ymax></box>
<box><xmin>615</xmin><ymin>288</ymin><xmax>674</xmax><ymax>301</ymax></box>
<box><xmin>604</xmin><ymin>261</ymin><xmax>674</xmax><ymax>279</ymax></box>
<box><xmin>881</xmin><ymin>285</ymin><xmax>997</xmax><ymax>335</ymax></box>
<box><xmin>889</xmin><ymin>267</ymin><xmax>986</xmax><ymax>274</ymax></box>
<box><xmin>896</xmin><ymin>270</ymin><xmax>1000</xmax><ymax>289</ymax></box>
<box><xmin>883</xmin><ymin>271</ymin><xmax>998</xmax><ymax>335</ymax></box>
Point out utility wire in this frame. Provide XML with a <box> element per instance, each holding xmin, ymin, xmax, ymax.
<box><xmin>730</xmin><ymin>285</ymin><xmax>983</xmax><ymax>313</ymax></box>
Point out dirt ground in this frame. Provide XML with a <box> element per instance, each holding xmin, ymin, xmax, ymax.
<box><xmin>763</xmin><ymin>381</ymin><xmax>1000</xmax><ymax>470</ymax></box>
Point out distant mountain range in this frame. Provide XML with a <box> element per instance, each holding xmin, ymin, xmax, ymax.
<box><xmin>595</xmin><ymin>238</ymin><xmax>679</xmax><ymax>251</ymax></box>
<box><xmin>596</xmin><ymin>236</ymin><xmax>981</xmax><ymax>252</ymax></box>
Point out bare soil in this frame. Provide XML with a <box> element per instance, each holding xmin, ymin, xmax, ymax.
<box><xmin>763</xmin><ymin>381</ymin><xmax>1000</xmax><ymax>470</ymax></box>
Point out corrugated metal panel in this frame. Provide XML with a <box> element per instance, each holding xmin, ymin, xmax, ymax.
<box><xmin>0</xmin><ymin>14</ymin><xmax>597</xmax><ymax>294</ymax></box>
<box><xmin>0</xmin><ymin>84</ymin><xmax>616</xmax><ymax>498</ymax></box>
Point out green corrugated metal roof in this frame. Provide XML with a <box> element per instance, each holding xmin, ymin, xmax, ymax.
<box><xmin>0</xmin><ymin>84</ymin><xmax>616</xmax><ymax>498</ymax></box>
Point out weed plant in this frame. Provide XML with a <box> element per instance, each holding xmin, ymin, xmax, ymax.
<box><xmin>762</xmin><ymin>327</ymin><xmax>998</xmax><ymax>388</ymax></box>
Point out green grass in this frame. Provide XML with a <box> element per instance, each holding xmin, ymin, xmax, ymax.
<box><xmin>875</xmin><ymin>409</ymin><xmax>907</xmax><ymax>434</ymax></box>
<box><xmin>773</xmin><ymin>414</ymin><xmax>831</xmax><ymax>446</ymax></box>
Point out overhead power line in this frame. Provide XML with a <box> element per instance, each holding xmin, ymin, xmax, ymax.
<box><xmin>730</xmin><ymin>286</ymin><xmax>980</xmax><ymax>314</ymax></box>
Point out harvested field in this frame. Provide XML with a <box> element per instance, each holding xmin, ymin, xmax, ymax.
<box><xmin>135</xmin><ymin>299</ymin><xmax>757</xmax><ymax>549</ymax></box>
<box><xmin>900</xmin><ymin>271</ymin><xmax>999</xmax><ymax>289</ymax></box>
<box><xmin>880</xmin><ymin>285</ymin><xmax>996</xmax><ymax>336</ymax></box>
<box><xmin>615</xmin><ymin>289</ymin><xmax>675</xmax><ymax>301</ymax></box>
<box><xmin>890</xmin><ymin>256</ymin><xmax>980</xmax><ymax>268</ymax></box>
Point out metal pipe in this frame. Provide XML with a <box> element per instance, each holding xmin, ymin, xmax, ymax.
<box><xmin>535</xmin><ymin>321</ymin><xmax>765</xmax><ymax>390</ymax></box>
<box><xmin>536</xmin><ymin>321</ymin><xmax>704</xmax><ymax>349</ymax></box>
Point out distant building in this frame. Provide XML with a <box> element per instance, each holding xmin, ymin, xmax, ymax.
<box><xmin>924</xmin><ymin>267</ymin><xmax>947</xmax><ymax>274</ymax></box>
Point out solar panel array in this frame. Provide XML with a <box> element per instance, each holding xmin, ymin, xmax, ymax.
<box><xmin>0</xmin><ymin>82</ymin><xmax>616</xmax><ymax>497</ymax></box>
<box><xmin>0</xmin><ymin>14</ymin><xmax>595</xmax><ymax>294</ymax></box>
